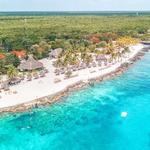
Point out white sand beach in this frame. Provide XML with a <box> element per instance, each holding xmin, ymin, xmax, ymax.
<box><xmin>0</xmin><ymin>44</ymin><xmax>144</xmax><ymax>109</ymax></box>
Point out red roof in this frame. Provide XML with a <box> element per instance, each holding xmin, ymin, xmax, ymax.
<box><xmin>11</xmin><ymin>50</ymin><xmax>26</xmax><ymax>58</ymax></box>
<box><xmin>87</xmin><ymin>34</ymin><xmax>100</xmax><ymax>44</ymax></box>
<box><xmin>90</xmin><ymin>37</ymin><xmax>100</xmax><ymax>44</ymax></box>
<box><xmin>0</xmin><ymin>53</ymin><xmax>5</xmax><ymax>60</ymax></box>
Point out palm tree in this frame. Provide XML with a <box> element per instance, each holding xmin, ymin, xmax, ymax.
<box><xmin>63</xmin><ymin>55</ymin><xmax>70</xmax><ymax>66</ymax></box>
<box><xmin>7</xmin><ymin>65</ymin><xmax>18</xmax><ymax>80</ymax></box>
<box><xmin>111</xmin><ymin>52</ymin><xmax>117</xmax><ymax>63</ymax></box>
<box><xmin>88</xmin><ymin>44</ymin><xmax>96</xmax><ymax>53</ymax></box>
<box><xmin>81</xmin><ymin>52</ymin><xmax>87</xmax><ymax>61</ymax></box>
<box><xmin>120</xmin><ymin>47</ymin><xmax>130</xmax><ymax>58</ymax></box>
<box><xmin>69</xmin><ymin>55</ymin><xmax>78</xmax><ymax>65</ymax></box>
<box><xmin>85</xmin><ymin>54</ymin><xmax>92</xmax><ymax>65</ymax></box>
<box><xmin>106</xmin><ymin>45</ymin><xmax>114</xmax><ymax>55</ymax></box>
<box><xmin>117</xmin><ymin>51</ymin><xmax>122</xmax><ymax>62</ymax></box>
<box><xmin>124</xmin><ymin>47</ymin><xmax>130</xmax><ymax>57</ymax></box>
<box><xmin>56</xmin><ymin>58</ymin><xmax>63</xmax><ymax>67</ymax></box>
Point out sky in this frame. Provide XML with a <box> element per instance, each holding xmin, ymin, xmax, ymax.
<box><xmin>0</xmin><ymin>0</ymin><xmax>149</xmax><ymax>11</ymax></box>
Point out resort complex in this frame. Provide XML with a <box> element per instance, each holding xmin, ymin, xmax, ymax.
<box><xmin>0</xmin><ymin>8</ymin><xmax>150</xmax><ymax>150</ymax></box>
<box><xmin>0</xmin><ymin>33</ymin><xmax>149</xmax><ymax>109</ymax></box>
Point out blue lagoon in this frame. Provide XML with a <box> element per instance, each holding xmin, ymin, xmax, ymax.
<box><xmin>0</xmin><ymin>49</ymin><xmax>150</xmax><ymax>150</ymax></box>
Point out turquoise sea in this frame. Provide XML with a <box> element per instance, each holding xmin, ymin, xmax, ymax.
<box><xmin>0</xmin><ymin>48</ymin><xmax>150</xmax><ymax>150</ymax></box>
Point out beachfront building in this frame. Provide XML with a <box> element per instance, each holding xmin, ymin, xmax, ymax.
<box><xmin>11</xmin><ymin>50</ymin><xmax>26</xmax><ymax>59</ymax></box>
<box><xmin>49</xmin><ymin>48</ymin><xmax>63</xmax><ymax>59</ymax></box>
<box><xmin>18</xmin><ymin>55</ymin><xmax>44</xmax><ymax>71</ymax></box>
<box><xmin>0</xmin><ymin>76</ymin><xmax>9</xmax><ymax>91</ymax></box>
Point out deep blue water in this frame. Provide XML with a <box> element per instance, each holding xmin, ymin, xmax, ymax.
<box><xmin>0</xmin><ymin>48</ymin><xmax>150</xmax><ymax>150</ymax></box>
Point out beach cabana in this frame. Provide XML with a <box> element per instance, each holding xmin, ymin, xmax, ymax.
<box><xmin>96</xmin><ymin>55</ymin><xmax>107</xmax><ymax>62</ymax></box>
<box><xmin>9</xmin><ymin>78</ymin><xmax>21</xmax><ymax>85</ymax></box>
<box><xmin>0</xmin><ymin>80</ymin><xmax>9</xmax><ymax>90</ymax></box>
<box><xmin>18</xmin><ymin>55</ymin><xmax>44</xmax><ymax>71</ymax></box>
<box><xmin>49</xmin><ymin>48</ymin><xmax>63</xmax><ymax>59</ymax></box>
<box><xmin>0</xmin><ymin>75</ymin><xmax>10</xmax><ymax>90</ymax></box>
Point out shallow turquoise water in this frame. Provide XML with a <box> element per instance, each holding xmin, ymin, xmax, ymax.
<box><xmin>0</xmin><ymin>49</ymin><xmax>150</xmax><ymax>150</ymax></box>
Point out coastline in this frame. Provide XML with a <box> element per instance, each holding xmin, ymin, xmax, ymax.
<box><xmin>0</xmin><ymin>44</ymin><xmax>149</xmax><ymax>114</ymax></box>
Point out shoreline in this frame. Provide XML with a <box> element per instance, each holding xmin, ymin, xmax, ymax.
<box><xmin>0</xmin><ymin>44</ymin><xmax>149</xmax><ymax>114</ymax></box>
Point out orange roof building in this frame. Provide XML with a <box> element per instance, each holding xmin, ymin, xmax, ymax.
<box><xmin>11</xmin><ymin>50</ymin><xmax>26</xmax><ymax>59</ymax></box>
<box><xmin>0</xmin><ymin>53</ymin><xmax>5</xmax><ymax>60</ymax></box>
<box><xmin>91</xmin><ymin>37</ymin><xmax>100</xmax><ymax>44</ymax></box>
<box><xmin>87</xmin><ymin>34</ymin><xmax>100</xmax><ymax>44</ymax></box>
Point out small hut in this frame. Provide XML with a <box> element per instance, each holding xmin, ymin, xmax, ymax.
<box><xmin>9</xmin><ymin>78</ymin><xmax>21</xmax><ymax>85</ymax></box>
<box><xmin>18</xmin><ymin>55</ymin><xmax>44</xmax><ymax>71</ymax></box>
<box><xmin>0</xmin><ymin>80</ymin><xmax>9</xmax><ymax>90</ymax></box>
<box><xmin>49</xmin><ymin>48</ymin><xmax>63</xmax><ymax>59</ymax></box>
<box><xmin>96</xmin><ymin>55</ymin><xmax>107</xmax><ymax>62</ymax></box>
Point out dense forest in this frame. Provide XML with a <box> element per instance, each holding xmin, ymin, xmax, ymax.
<box><xmin>0</xmin><ymin>16</ymin><xmax>150</xmax><ymax>50</ymax></box>
<box><xmin>0</xmin><ymin>15</ymin><xmax>149</xmax><ymax>75</ymax></box>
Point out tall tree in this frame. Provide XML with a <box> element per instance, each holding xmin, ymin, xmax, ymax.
<box><xmin>7</xmin><ymin>65</ymin><xmax>18</xmax><ymax>80</ymax></box>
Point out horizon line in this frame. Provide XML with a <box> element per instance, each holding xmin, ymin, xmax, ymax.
<box><xmin>0</xmin><ymin>10</ymin><xmax>150</xmax><ymax>12</ymax></box>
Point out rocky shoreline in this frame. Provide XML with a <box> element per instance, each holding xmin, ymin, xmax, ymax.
<box><xmin>0</xmin><ymin>46</ymin><xmax>149</xmax><ymax>115</ymax></box>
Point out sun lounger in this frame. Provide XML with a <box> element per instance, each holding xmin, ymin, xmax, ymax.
<box><xmin>27</xmin><ymin>76</ymin><xmax>32</xmax><ymax>81</ymax></box>
<box><xmin>54</xmin><ymin>78</ymin><xmax>61</xmax><ymax>83</ymax></box>
<box><xmin>34</xmin><ymin>74</ymin><xmax>39</xmax><ymax>79</ymax></box>
<box><xmin>55</xmin><ymin>72</ymin><xmax>60</xmax><ymax>76</ymax></box>
<box><xmin>92</xmin><ymin>62</ymin><xmax>97</xmax><ymax>67</ymax></box>
<box><xmin>90</xmin><ymin>70</ymin><xmax>96</xmax><ymax>73</ymax></box>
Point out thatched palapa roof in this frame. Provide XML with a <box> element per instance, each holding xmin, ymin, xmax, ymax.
<box><xmin>0</xmin><ymin>80</ymin><xmax>9</xmax><ymax>90</ymax></box>
<box><xmin>96</xmin><ymin>55</ymin><xmax>107</xmax><ymax>61</ymax></box>
<box><xmin>18</xmin><ymin>55</ymin><xmax>43</xmax><ymax>71</ymax></box>
<box><xmin>49</xmin><ymin>48</ymin><xmax>63</xmax><ymax>58</ymax></box>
